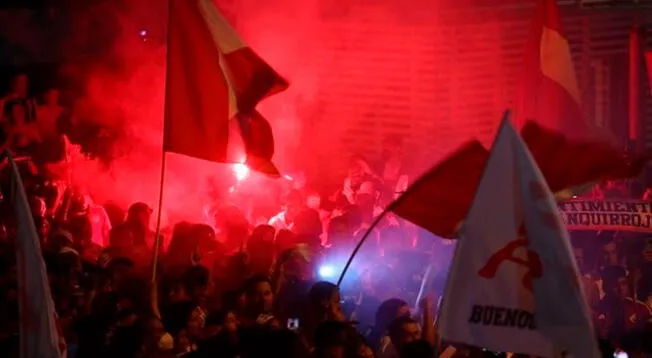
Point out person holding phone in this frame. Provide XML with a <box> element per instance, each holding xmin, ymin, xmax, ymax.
<box><xmin>241</xmin><ymin>275</ymin><xmax>279</xmax><ymax>328</ymax></box>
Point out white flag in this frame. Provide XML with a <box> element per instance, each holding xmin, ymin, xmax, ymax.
<box><xmin>9</xmin><ymin>154</ymin><xmax>66</xmax><ymax>358</ymax></box>
<box><xmin>438</xmin><ymin>116</ymin><xmax>599</xmax><ymax>357</ymax></box>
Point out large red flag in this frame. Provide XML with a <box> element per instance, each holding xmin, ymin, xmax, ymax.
<box><xmin>165</xmin><ymin>0</ymin><xmax>288</xmax><ymax>176</ymax></box>
<box><xmin>389</xmin><ymin>141</ymin><xmax>489</xmax><ymax>238</ymax></box>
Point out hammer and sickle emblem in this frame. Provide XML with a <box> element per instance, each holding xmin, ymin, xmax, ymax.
<box><xmin>477</xmin><ymin>237</ymin><xmax>543</xmax><ymax>292</ymax></box>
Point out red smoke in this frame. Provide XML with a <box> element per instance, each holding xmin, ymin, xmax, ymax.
<box><xmin>61</xmin><ymin>0</ymin><xmax>317</xmax><ymax>227</ymax></box>
<box><xmin>62</xmin><ymin>0</ymin><xmax>510</xmax><ymax>227</ymax></box>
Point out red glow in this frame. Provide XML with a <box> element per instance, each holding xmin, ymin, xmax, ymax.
<box><xmin>62</xmin><ymin>0</ymin><xmax>511</xmax><ymax>227</ymax></box>
<box><xmin>233</xmin><ymin>163</ymin><xmax>250</xmax><ymax>181</ymax></box>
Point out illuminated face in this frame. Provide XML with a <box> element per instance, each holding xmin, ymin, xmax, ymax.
<box><xmin>617</xmin><ymin>276</ymin><xmax>630</xmax><ymax>299</ymax></box>
<box><xmin>603</xmin><ymin>243</ymin><xmax>619</xmax><ymax>266</ymax></box>
<box><xmin>328</xmin><ymin>290</ymin><xmax>343</xmax><ymax>320</ymax></box>
<box><xmin>397</xmin><ymin>322</ymin><xmax>421</xmax><ymax>345</ymax></box>
<box><xmin>248</xmin><ymin>281</ymin><xmax>274</xmax><ymax>314</ymax></box>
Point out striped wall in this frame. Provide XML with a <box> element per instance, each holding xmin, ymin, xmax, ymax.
<box><xmin>305</xmin><ymin>0</ymin><xmax>652</xmax><ymax>185</ymax></box>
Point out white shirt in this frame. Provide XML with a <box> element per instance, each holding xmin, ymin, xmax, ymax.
<box><xmin>377</xmin><ymin>336</ymin><xmax>398</xmax><ymax>358</ymax></box>
<box><xmin>268</xmin><ymin>211</ymin><xmax>290</xmax><ymax>231</ymax></box>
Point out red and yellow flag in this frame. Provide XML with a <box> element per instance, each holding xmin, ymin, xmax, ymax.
<box><xmin>515</xmin><ymin>0</ymin><xmax>583</xmax><ymax>134</ymax></box>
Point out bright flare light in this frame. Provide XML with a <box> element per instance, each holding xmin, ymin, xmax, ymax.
<box><xmin>233</xmin><ymin>163</ymin><xmax>249</xmax><ymax>181</ymax></box>
<box><xmin>318</xmin><ymin>265</ymin><xmax>336</xmax><ymax>279</ymax></box>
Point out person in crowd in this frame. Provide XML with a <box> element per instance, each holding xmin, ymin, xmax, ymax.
<box><xmin>376</xmin><ymin>135</ymin><xmax>409</xmax><ymax>206</ymax></box>
<box><xmin>368</xmin><ymin>298</ymin><xmax>411</xmax><ymax>352</ymax></box>
<box><xmin>269</xmin><ymin>189</ymin><xmax>305</xmax><ymax>231</ymax></box>
<box><xmin>312</xmin><ymin>320</ymin><xmax>352</xmax><ymax>358</ymax></box>
<box><xmin>601</xmin><ymin>235</ymin><xmax>623</xmax><ymax>269</ymax></box>
<box><xmin>37</xmin><ymin>87</ymin><xmax>66</xmax><ymax>139</ymax></box>
<box><xmin>597</xmin><ymin>265</ymin><xmax>651</xmax><ymax>345</ymax></box>
<box><xmin>2</xmin><ymin>77</ymin><xmax>652</xmax><ymax>358</ymax></box>
<box><xmin>339</xmin><ymin>156</ymin><xmax>379</xmax><ymax>206</ymax></box>
<box><xmin>2</xmin><ymin>101</ymin><xmax>41</xmax><ymax>154</ymax></box>
<box><xmin>383</xmin><ymin>316</ymin><xmax>421</xmax><ymax>358</ymax></box>
<box><xmin>241</xmin><ymin>275</ymin><xmax>277</xmax><ymax>327</ymax></box>
<box><xmin>247</xmin><ymin>224</ymin><xmax>276</xmax><ymax>275</ymax></box>
<box><xmin>398</xmin><ymin>340</ymin><xmax>434</xmax><ymax>358</ymax></box>
<box><xmin>117</xmin><ymin>202</ymin><xmax>155</xmax><ymax>264</ymax></box>
<box><xmin>1</xmin><ymin>73</ymin><xmax>37</xmax><ymax>124</ymax></box>
<box><xmin>600</xmin><ymin>180</ymin><xmax>626</xmax><ymax>199</ymax></box>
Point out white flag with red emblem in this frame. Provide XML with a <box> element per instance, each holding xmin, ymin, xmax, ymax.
<box><xmin>8</xmin><ymin>154</ymin><xmax>66</xmax><ymax>358</ymax></box>
<box><xmin>438</xmin><ymin>114</ymin><xmax>598</xmax><ymax>357</ymax></box>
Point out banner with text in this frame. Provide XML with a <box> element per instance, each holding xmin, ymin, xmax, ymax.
<box><xmin>558</xmin><ymin>200</ymin><xmax>652</xmax><ymax>232</ymax></box>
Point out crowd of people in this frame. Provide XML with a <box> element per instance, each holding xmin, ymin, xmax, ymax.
<box><xmin>0</xmin><ymin>71</ymin><xmax>651</xmax><ymax>358</ymax></box>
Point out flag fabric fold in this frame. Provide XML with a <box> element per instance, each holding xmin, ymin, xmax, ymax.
<box><xmin>387</xmin><ymin>141</ymin><xmax>489</xmax><ymax>238</ymax></box>
<box><xmin>521</xmin><ymin>121</ymin><xmax>648</xmax><ymax>192</ymax></box>
<box><xmin>515</xmin><ymin>0</ymin><xmax>583</xmax><ymax>135</ymax></box>
<box><xmin>165</xmin><ymin>0</ymin><xmax>288</xmax><ymax>176</ymax></box>
<box><xmin>9</xmin><ymin>154</ymin><xmax>66</xmax><ymax>358</ymax></box>
<box><xmin>389</xmin><ymin>119</ymin><xmax>647</xmax><ymax>238</ymax></box>
<box><xmin>438</xmin><ymin>118</ymin><xmax>599</xmax><ymax>357</ymax></box>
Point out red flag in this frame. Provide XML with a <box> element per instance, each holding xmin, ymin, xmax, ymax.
<box><xmin>164</xmin><ymin>0</ymin><xmax>288</xmax><ymax>176</ymax></box>
<box><xmin>9</xmin><ymin>154</ymin><xmax>66</xmax><ymax>358</ymax></box>
<box><xmin>515</xmin><ymin>0</ymin><xmax>648</xmax><ymax>190</ymax></box>
<box><xmin>515</xmin><ymin>0</ymin><xmax>583</xmax><ymax>135</ymax></box>
<box><xmin>521</xmin><ymin>121</ymin><xmax>647</xmax><ymax>194</ymax></box>
<box><xmin>389</xmin><ymin>119</ymin><xmax>646</xmax><ymax>239</ymax></box>
<box><xmin>388</xmin><ymin>141</ymin><xmax>489</xmax><ymax>238</ymax></box>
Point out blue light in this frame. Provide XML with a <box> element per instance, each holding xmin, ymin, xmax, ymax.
<box><xmin>318</xmin><ymin>265</ymin><xmax>336</xmax><ymax>279</ymax></box>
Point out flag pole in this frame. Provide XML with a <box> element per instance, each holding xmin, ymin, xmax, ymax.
<box><xmin>336</xmin><ymin>210</ymin><xmax>388</xmax><ymax>287</ymax></box>
<box><xmin>151</xmin><ymin>151</ymin><xmax>167</xmax><ymax>282</ymax></box>
<box><xmin>151</xmin><ymin>0</ymin><xmax>175</xmax><ymax>283</ymax></box>
<box><xmin>337</xmin><ymin>110</ymin><xmax>514</xmax><ymax>287</ymax></box>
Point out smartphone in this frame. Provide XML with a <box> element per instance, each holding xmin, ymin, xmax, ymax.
<box><xmin>287</xmin><ymin>318</ymin><xmax>299</xmax><ymax>330</ymax></box>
